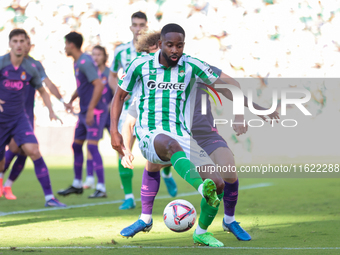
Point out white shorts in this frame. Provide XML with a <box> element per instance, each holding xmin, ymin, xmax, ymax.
<box><xmin>139</xmin><ymin>130</ymin><xmax>214</xmax><ymax>167</ymax></box>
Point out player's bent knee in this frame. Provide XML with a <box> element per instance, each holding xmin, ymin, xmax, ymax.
<box><xmin>147</xmin><ymin>162</ymin><xmax>164</xmax><ymax>172</ymax></box>
<box><xmin>224</xmin><ymin>177</ymin><xmax>238</xmax><ymax>184</ymax></box>
<box><xmin>72</xmin><ymin>142</ymin><xmax>83</xmax><ymax>152</ymax></box>
<box><xmin>26</xmin><ymin>146</ymin><xmax>41</xmax><ymax>160</ymax></box>
<box><xmin>166</xmin><ymin>139</ymin><xmax>182</xmax><ymax>155</ymax></box>
<box><xmin>87</xmin><ymin>144</ymin><xmax>99</xmax><ymax>154</ymax></box>
<box><xmin>8</xmin><ymin>145</ymin><xmax>20</xmax><ymax>154</ymax></box>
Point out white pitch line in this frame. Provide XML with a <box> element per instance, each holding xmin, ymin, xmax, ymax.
<box><xmin>0</xmin><ymin>246</ymin><xmax>339</xmax><ymax>250</ymax></box>
<box><xmin>0</xmin><ymin>182</ymin><xmax>272</xmax><ymax>217</ymax></box>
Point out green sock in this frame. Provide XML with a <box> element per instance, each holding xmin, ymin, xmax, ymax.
<box><xmin>198</xmin><ymin>192</ymin><xmax>224</xmax><ymax>230</ymax></box>
<box><xmin>162</xmin><ymin>166</ymin><xmax>171</xmax><ymax>176</ymax></box>
<box><xmin>170</xmin><ymin>151</ymin><xmax>202</xmax><ymax>190</ymax></box>
<box><xmin>118</xmin><ymin>158</ymin><xmax>133</xmax><ymax>195</ymax></box>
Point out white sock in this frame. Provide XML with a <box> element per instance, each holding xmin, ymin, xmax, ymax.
<box><xmin>45</xmin><ymin>194</ymin><xmax>54</xmax><ymax>201</ymax></box>
<box><xmin>85</xmin><ymin>176</ymin><xmax>95</xmax><ymax>184</ymax></box>
<box><xmin>161</xmin><ymin>171</ymin><xmax>172</xmax><ymax>178</ymax></box>
<box><xmin>96</xmin><ymin>183</ymin><xmax>106</xmax><ymax>192</ymax></box>
<box><xmin>224</xmin><ymin>214</ymin><xmax>235</xmax><ymax>224</ymax></box>
<box><xmin>125</xmin><ymin>193</ymin><xmax>134</xmax><ymax>200</ymax></box>
<box><xmin>0</xmin><ymin>173</ymin><xmax>4</xmax><ymax>178</ymax></box>
<box><xmin>195</xmin><ymin>224</ymin><xmax>207</xmax><ymax>235</ymax></box>
<box><xmin>72</xmin><ymin>179</ymin><xmax>82</xmax><ymax>188</ymax></box>
<box><xmin>198</xmin><ymin>184</ymin><xmax>203</xmax><ymax>197</ymax></box>
<box><xmin>140</xmin><ymin>213</ymin><xmax>152</xmax><ymax>224</ymax></box>
<box><xmin>4</xmin><ymin>179</ymin><xmax>13</xmax><ymax>187</ymax></box>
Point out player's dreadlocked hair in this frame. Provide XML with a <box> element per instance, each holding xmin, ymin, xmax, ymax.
<box><xmin>136</xmin><ymin>31</ymin><xmax>161</xmax><ymax>53</ymax></box>
<box><xmin>160</xmin><ymin>23</ymin><xmax>185</xmax><ymax>39</ymax></box>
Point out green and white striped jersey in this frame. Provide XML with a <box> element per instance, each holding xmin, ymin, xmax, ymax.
<box><xmin>110</xmin><ymin>40</ymin><xmax>138</xmax><ymax>74</ymax></box>
<box><xmin>119</xmin><ymin>49</ymin><xmax>219</xmax><ymax>141</ymax></box>
<box><xmin>110</xmin><ymin>41</ymin><xmax>143</xmax><ymax>111</ymax></box>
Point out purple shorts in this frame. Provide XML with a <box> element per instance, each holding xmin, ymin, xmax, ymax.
<box><xmin>74</xmin><ymin>108</ymin><xmax>108</xmax><ymax>141</ymax></box>
<box><xmin>25</xmin><ymin>111</ymin><xmax>34</xmax><ymax>130</ymax></box>
<box><xmin>0</xmin><ymin>113</ymin><xmax>38</xmax><ymax>160</ymax></box>
<box><xmin>194</xmin><ymin>132</ymin><xmax>229</xmax><ymax>156</ymax></box>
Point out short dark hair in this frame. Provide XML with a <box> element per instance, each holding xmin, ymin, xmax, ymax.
<box><xmin>9</xmin><ymin>29</ymin><xmax>28</xmax><ymax>40</ymax></box>
<box><xmin>93</xmin><ymin>45</ymin><xmax>108</xmax><ymax>63</ymax></box>
<box><xmin>131</xmin><ymin>11</ymin><xmax>147</xmax><ymax>22</ymax></box>
<box><xmin>161</xmin><ymin>23</ymin><xmax>185</xmax><ymax>38</ymax></box>
<box><xmin>65</xmin><ymin>32</ymin><xmax>83</xmax><ymax>49</ymax></box>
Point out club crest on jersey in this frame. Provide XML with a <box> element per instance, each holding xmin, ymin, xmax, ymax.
<box><xmin>21</xmin><ymin>71</ymin><xmax>26</xmax><ymax>80</ymax></box>
<box><xmin>101</xmin><ymin>76</ymin><xmax>107</xmax><ymax>84</ymax></box>
<box><xmin>147</xmin><ymin>80</ymin><xmax>185</xmax><ymax>91</ymax></box>
<box><xmin>178</xmin><ymin>70</ymin><xmax>185</xmax><ymax>77</ymax></box>
<box><xmin>149</xmin><ymin>70</ymin><xmax>156</xmax><ymax>75</ymax></box>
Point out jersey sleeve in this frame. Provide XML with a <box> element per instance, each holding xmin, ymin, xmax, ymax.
<box><xmin>0</xmin><ymin>55</ymin><xmax>5</xmax><ymax>71</ymax></box>
<box><xmin>128</xmin><ymin>97</ymin><xmax>138</xmax><ymax>119</ymax></box>
<box><xmin>34</xmin><ymin>61</ymin><xmax>47</xmax><ymax>81</ymax></box>
<box><xmin>190</xmin><ymin>58</ymin><xmax>219</xmax><ymax>85</ymax></box>
<box><xmin>78</xmin><ymin>58</ymin><xmax>99</xmax><ymax>83</ymax></box>
<box><xmin>110</xmin><ymin>46</ymin><xmax>123</xmax><ymax>73</ymax></box>
<box><xmin>118</xmin><ymin>59</ymin><xmax>141</xmax><ymax>92</ymax></box>
<box><xmin>210</xmin><ymin>66</ymin><xmax>222</xmax><ymax>78</ymax></box>
<box><xmin>30</xmin><ymin>67</ymin><xmax>43</xmax><ymax>90</ymax></box>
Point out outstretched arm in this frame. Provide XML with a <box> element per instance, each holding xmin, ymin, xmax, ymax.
<box><xmin>43</xmin><ymin>77</ymin><xmax>63</xmax><ymax>101</ymax></box>
<box><xmin>214</xmin><ymin>72</ymin><xmax>279</xmax><ymax>122</ymax></box>
<box><xmin>37</xmin><ymin>86</ymin><xmax>62</xmax><ymax>123</ymax></box>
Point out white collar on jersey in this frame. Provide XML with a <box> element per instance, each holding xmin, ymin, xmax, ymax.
<box><xmin>129</xmin><ymin>40</ymin><xmax>136</xmax><ymax>53</ymax></box>
<box><xmin>153</xmin><ymin>49</ymin><xmax>184</xmax><ymax>68</ymax></box>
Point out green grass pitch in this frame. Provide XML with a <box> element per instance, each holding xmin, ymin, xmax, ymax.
<box><xmin>0</xmin><ymin>156</ymin><xmax>339</xmax><ymax>254</ymax></box>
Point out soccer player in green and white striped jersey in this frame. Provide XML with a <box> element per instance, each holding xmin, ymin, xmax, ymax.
<box><xmin>108</xmin><ymin>11</ymin><xmax>148</xmax><ymax>210</ymax></box>
<box><xmin>111</xmin><ymin>23</ymin><xmax>226</xmax><ymax>247</ymax></box>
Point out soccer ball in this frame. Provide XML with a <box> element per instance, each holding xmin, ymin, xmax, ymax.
<box><xmin>163</xmin><ymin>199</ymin><xmax>196</xmax><ymax>232</ymax></box>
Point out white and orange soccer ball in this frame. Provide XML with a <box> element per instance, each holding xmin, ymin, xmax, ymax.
<box><xmin>163</xmin><ymin>199</ymin><xmax>196</xmax><ymax>232</ymax></box>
